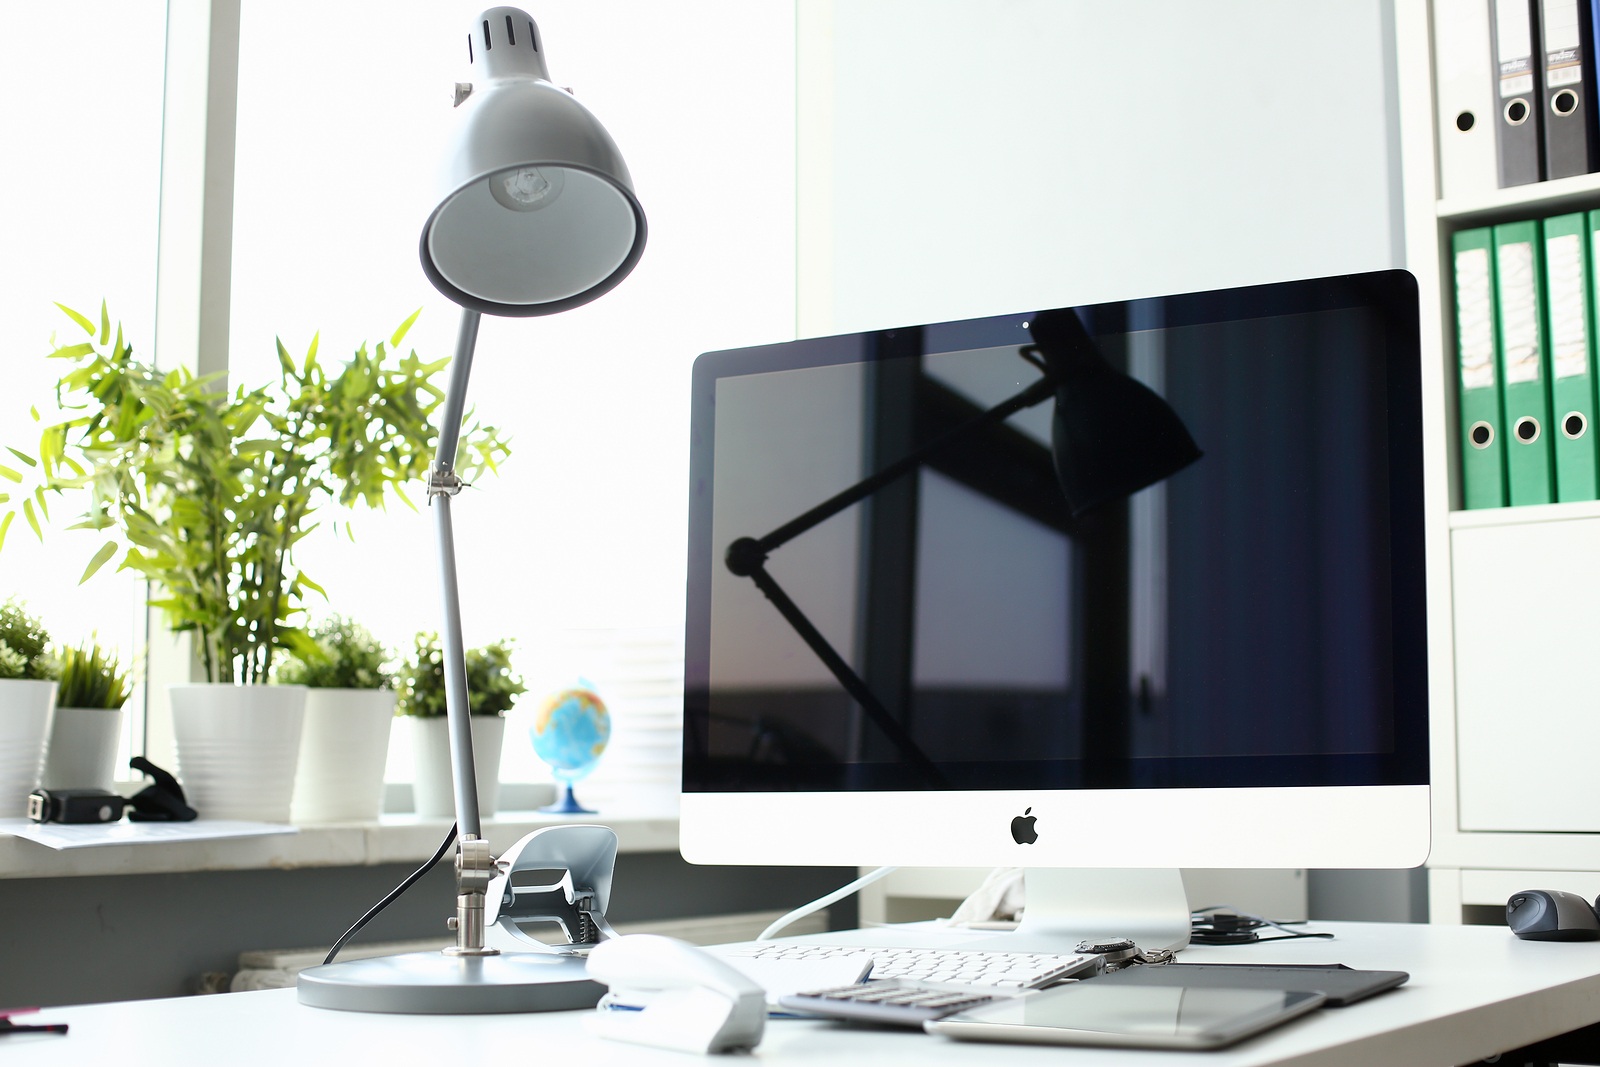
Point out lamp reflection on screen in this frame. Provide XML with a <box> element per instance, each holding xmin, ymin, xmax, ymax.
<box><xmin>723</xmin><ymin>308</ymin><xmax>1202</xmax><ymax>779</ymax></box>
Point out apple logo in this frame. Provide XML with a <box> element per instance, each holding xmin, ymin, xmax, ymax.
<box><xmin>1011</xmin><ymin>807</ymin><xmax>1039</xmax><ymax>845</ymax></box>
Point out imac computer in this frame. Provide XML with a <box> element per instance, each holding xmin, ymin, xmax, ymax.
<box><xmin>680</xmin><ymin>269</ymin><xmax>1430</xmax><ymax>952</ymax></box>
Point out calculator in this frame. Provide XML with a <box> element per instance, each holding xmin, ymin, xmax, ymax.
<box><xmin>778</xmin><ymin>980</ymin><xmax>1019</xmax><ymax>1027</ymax></box>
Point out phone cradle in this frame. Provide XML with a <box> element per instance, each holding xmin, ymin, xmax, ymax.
<box><xmin>485</xmin><ymin>824</ymin><xmax>621</xmax><ymax>952</ymax></box>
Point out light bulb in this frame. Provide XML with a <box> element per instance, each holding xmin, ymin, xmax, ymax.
<box><xmin>490</xmin><ymin>166</ymin><xmax>565</xmax><ymax>212</ymax></box>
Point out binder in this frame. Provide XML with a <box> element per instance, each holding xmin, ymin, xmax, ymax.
<box><xmin>1494</xmin><ymin>219</ymin><xmax>1555</xmax><ymax>504</ymax></box>
<box><xmin>1436</xmin><ymin>0</ymin><xmax>1504</xmax><ymax>199</ymax></box>
<box><xmin>1544</xmin><ymin>212</ymin><xmax>1600</xmax><ymax>499</ymax></box>
<box><xmin>1541</xmin><ymin>0</ymin><xmax>1598</xmax><ymax>178</ymax></box>
<box><xmin>1493</xmin><ymin>0</ymin><xmax>1545</xmax><ymax>186</ymax></box>
<box><xmin>1453</xmin><ymin>227</ymin><xmax>1508</xmax><ymax>509</ymax></box>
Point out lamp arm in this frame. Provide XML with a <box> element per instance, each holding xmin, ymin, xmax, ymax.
<box><xmin>750</xmin><ymin>371</ymin><xmax>1056</xmax><ymax>556</ymax></box>
<box><xmin>427</xmin><ymin>309</ymin><xmax>500</xmax><ymax>959</ymax></box>
<box><xmin>430</xmin><ymin>309</ymin><xmax>484</xmax><ymax>841</ymax></box>
<box><xmin>434</xmin><ymin>310</ymin><xmax>481</xmax><ymax>479</ymax></box>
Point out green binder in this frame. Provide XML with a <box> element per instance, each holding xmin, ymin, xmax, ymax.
<box><xmin>1493</xmin><ymin>219</ymin><xmax>1555</xmax><ymax>506</ymax></box>
<box><xmin>1453</xmin><ymin>227</ymin><xmax>1507</xmax><ymax>509</ymax></box>
<box><xmin>1547</xmin><ymin>212</ymin><xmax>1600</xmax><ymax>501</ymax></box>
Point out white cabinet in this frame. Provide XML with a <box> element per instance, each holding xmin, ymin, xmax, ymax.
<box><xmin>1452</xmin><ymin>511</ymin><xmax>1600</xmax><ymax>833</ymax></box>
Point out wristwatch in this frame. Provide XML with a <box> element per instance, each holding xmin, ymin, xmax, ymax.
<box><xmin>1076</xmin><ymin>936</ymin><xmax>1139</xmax><ymax>967</ymax></box>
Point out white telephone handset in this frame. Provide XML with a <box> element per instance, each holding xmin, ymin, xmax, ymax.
<box><xmin>585</xmin><ymin>935</ymin><xmax>767</xmax><ymax>1054</ymax></box>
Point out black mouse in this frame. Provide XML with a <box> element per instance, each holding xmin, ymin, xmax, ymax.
<box><xmin>1507</xmin><ymin>890</ymin><xmax>1600</xmax><ymax>941</ymax></box>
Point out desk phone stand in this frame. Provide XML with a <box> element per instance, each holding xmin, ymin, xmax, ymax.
<box><xmin>297</xmin><ymin>825</ymin><xmax>619</xmax><ymax>1013</ymax></box>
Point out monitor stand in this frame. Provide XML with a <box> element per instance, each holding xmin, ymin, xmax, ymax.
<box><xmin>952</xmin><ymin>868</ymin><xmax>1192</xmax><ymax>955</ymax></box>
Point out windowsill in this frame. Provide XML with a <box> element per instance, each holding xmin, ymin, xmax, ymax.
<box><xmin>0</xmin><ymin>797</ymin><xmax>681</xmax><ymax>881</ymax></box>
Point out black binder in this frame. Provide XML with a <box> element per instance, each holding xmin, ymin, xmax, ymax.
<box><xmin>1541</xmin><ymin>0</ymin><xmax>1598</xmax><ymax>178</ymax></box>
<box><xmin>1494</xmin><ymin>0</ymin><xmax>1545</xmax><ymax>186</ymax></box>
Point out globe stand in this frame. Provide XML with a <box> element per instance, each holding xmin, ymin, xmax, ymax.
<box><xmin>533</xmin><ymin>687</ymin><xmax>609</xmax><ymax>815</ymax></box>
<box><xmin>542</xmin><ymin>781</ymin><xmax>596</xmax><ymax>814</ymax></box>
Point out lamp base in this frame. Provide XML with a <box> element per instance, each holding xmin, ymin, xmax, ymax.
<box><xmin>297</xmin><ymin>949</ymin><xmax>602</xmax><ymax>1014</ymax></box>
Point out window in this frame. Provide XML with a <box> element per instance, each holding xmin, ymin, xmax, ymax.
<box><xmin>0</xmin><ymin>3</ymin><xmax>168</xmax><ymax>770</ymax></box>
<box><xmin>228</xmin><ymin>2</ymin><xmax>796</xmax><ymax>794</ymax></box>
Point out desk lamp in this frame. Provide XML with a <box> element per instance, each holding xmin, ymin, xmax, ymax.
<box><xmin>724</xmin><ymin>308</ymin><xmax>1200</xmax><ymax>776</ymax></box>
<box><xmin>297</xmin><ymin>6</ymin><xmax>645</xmax><ymax>1013</ymax></box>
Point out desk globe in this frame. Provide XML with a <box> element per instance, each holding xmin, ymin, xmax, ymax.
<box><xmin>531</xmin><ymin>686</ymin><xmax>610</xmax><ymax>813</ymax></box>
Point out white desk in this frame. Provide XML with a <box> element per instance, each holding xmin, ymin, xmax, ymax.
<box><xmin>6</xmin><ymin>922</ymin><xmax>1600</xmax><ymax>1065</ymax></box>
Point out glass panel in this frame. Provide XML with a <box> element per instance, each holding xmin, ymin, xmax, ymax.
<box><xmin>0</xmin><ymin>3</ymin><xmax>167</xmax><ymax>773</ymax></box>
<box><xmin>229</xmin><ymin>2</ymin><xmax>796</xmax><ymax>793</ymax></box>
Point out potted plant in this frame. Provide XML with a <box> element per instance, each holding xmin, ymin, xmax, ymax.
<box><xmin>41</xmin><ymin>639</ymin><xmax>132</xmax><ymax>792</ymax></box>
<box><xmin>397</xmin><ymin>632</ymin><xmax>526</xmax><ymax>819</ymax></box>
<box><xmin>277</xmin><ymin>615</ymin><xmax>396</xmax><ymax>823</ymax></box>
<box><xmin>0</xmin><ymin>599</ymin><xmax>59</xmax><ymax>816</ymax></box>
<box><xmin>1</xmin><ymin>302</ymin><xmax>508</xmax><ymax>821</ymax></box>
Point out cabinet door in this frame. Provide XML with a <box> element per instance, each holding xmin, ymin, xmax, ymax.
<box><xmin>1452</xmin><ymin>517</ymin><xmax>1600</xmax><ymax>831</ymax></box>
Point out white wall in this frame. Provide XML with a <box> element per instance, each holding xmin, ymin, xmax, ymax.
<box><xmin>798</xmin><ymin>0</ymin><xmax>1403</xmax><ymax>334</ymax></box>
<box><xmin>792</xmin><ymin>2</ymin><xmax>1422</xmax><ymax>919</ymax></box>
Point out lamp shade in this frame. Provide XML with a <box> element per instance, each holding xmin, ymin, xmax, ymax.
<box><xmin>420</xmin><ymin>7</ymin><xmax>646</xmax><ymax>316</ymax></box>
<box><xmin>1029</xmin><ymin>308</ymin><xmax>1203</xmax><ymax>516</ymax></box>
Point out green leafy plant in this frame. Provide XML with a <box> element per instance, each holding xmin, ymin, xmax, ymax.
<box><xmin>397</xmin><ymin>632</ymin><xmax>526</xmax><ymax>718</ymax></box>
<box><xmin>276</xmin><ymin>615</ymin><xmax>393</xmax><ymax>690</ymax></box>
<box><xmin>55</xmin><ymin>640</ymin><xmax>133</xmax><ymax>709</ymax></box>
<box><xmin>0</xmin><ymin>598</ymin><xmax>58</xmax><ymax>681</ymax></box>
<box><xmin>0</xmin><ymin>302</ymin><xmax>510</xmax><ymax>685</ymax></box>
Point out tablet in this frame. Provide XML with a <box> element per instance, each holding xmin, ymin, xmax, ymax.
<box><xmin>925</xmin><ymin>982</ymin><xmax>1326</xmax><ymax>1050</ymax></box>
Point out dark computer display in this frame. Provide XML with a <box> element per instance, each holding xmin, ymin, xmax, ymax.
<box><xmin>683</xmin><ymin>271</ymin><xmax>1426</xmax><ymax>808</ymax></box>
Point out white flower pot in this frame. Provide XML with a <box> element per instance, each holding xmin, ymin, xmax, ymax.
<box><xmin>170</xmin><ymin>684</ymin><xmax>307</xmax><ymax>823</ymax></box>
<box><xmin>42</xmin><ymin>705</ymin><xmax>124</xmax><ymax>791</ymax></box>
<box><xmin>0</xmin><ymin>679</ymin><xmax>57</xmax><ymax>817</ymax></box>
<box><xmin>290</xmin><ymin>688</ymin><xmax>395</xmax><ymax>823</ymax></box>
<box><xmin>410</xmin><ymin>715</ymin><xmax>504</xmax><ymax>820</ymax></box>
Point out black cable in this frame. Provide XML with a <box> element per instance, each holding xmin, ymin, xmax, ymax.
<box><xmin>1190</xmin><ymin>905</ymin><xmax>1335</xmax><ymax>946</ymax></box>
<box><xmin>323</xmin><ymin>822</ymin><xmax>459</xmax><ymax>966</ymax></box>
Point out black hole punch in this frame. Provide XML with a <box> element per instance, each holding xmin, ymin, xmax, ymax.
<box><xmin>483</xmin><ymin>19</ymin><xmax>492</xmax><ymax>50</ymax></box>
<box><xmin>529</xmin><ymin>19</ymin><xmax>538</xmax><ymax>50</ymax></box>
<box><xmin>1470</xmin><ymin>421</ymin><xmax>1494</xmax><ymax>448</ymax></box>
<box><xmin>1555</xmin><ymin>89</ymin><xmax>1580</xmax><ymax>116</ymax></box>
<box><xmin>1457</xmin><ymin>110</ymin><xmax>1475</xmax><ymax>132</ymax></box>
<box><xmin>467</xmin><ymin>33</ymin><xmax>473</xmax><ymax>63</ymax></box>
<box><xmin>506</xmin><ymin>14</ymin><xmax>515</xmax><ymax>46</ymax></box>
<box><xmin>1507</xmin><ymin>98</ymin><xmax>1530</xmax><ymax>125</ymax></box>
<box><xmin>1516</xmin><ymin>416</ymin><xmax>1540</xmax><ymax>442</ymax></box>
<box><xmin>1565</xmin><ymin>412</ymin><xmax>1587</xmax><ymax>438</ymax></box>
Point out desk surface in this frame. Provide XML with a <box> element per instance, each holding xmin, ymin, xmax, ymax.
<box><xmin>6</xmin><ymin>921</ymin><xmax>1599</xmax><ymax>1065</ymax></box>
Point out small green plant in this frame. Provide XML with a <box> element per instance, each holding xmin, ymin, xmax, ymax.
<box><xmin>397</xmin><ymin>632</ymin><xmax>526</xmax><ymax>718</ymax></box>
<box><xmin>55</xmin><ymin>640</ymin><xmax>133</xmax><ymax>709</ymax></box>
<box><xmin>0</xmin><ymin>302</ymin><xmax>510</xmax><ymax>685</ymax></box>
<box><xmin>0</xmin><ymin>599</ymin><xmax>58</xmax><ymax>681</ymax></box>
<box><xmin>276</xmin><ymin>615</ymin><xmax>393</xmax><ymax>690</ymax></box>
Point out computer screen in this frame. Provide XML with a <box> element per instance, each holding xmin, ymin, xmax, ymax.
<box><xmin>680</xmin><ymin>271</ymin><xmax>1429</xmax><ymax>914</ymax></box>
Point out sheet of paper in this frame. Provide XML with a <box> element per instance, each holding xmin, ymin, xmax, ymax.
<box><xmin>0</xmin><ymin>818</ymin><xmax>298</xmax><ymax>850</ymax></box>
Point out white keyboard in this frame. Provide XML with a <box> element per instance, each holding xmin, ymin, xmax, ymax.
<box><xmin>714</xmin><ymin>942</ymin><xmax>1101</xmax><ymax>991</ymax></box>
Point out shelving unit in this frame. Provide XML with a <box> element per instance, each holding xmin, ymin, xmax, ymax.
<box><xmin>1395</xmin><ymin>0</ymin><xmax>1600</xmax><ymax>923</ymax></box>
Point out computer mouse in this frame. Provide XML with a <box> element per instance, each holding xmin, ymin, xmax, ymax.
<box><xmin>1507</xmin><ymin>890</ymin><xmax>1600</xmax><ymax>941</ymax></box>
